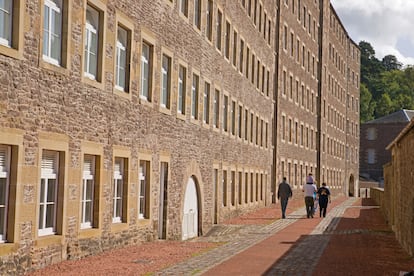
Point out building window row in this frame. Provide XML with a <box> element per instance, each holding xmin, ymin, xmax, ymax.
<box><xmin>322</xmin><ymin>167</ymin><xmax>343</xmax><ymax>189</ymax></box>
<box><xmin>284</xmin><ymin>0</ymin><xmax>319</xmax><ymax>41</ymax></box>
<box><xmin>283</xmin><ymin>26</ymin><xmax>318</xmax><ymax>78</ymax></box>
<box><xmin>328</xmin><ymin>73</ymin><xmax>346</xmax><ymax>105</ymax></box>
<box><xmin>240</xmin><ymin>0</ymin><xmax>272</xmax><ymax>46</ymax></box>
<box><xmin>280</xmin><ymin>115</ymin><xmax>316</xmax><ymax>150</ymax></box>
<box><xmin>326</xmin><ymin>104</ymin><xmax>345</xmax><ymax>132</ymax></box>
<box><xmin>281</xmin><ymin>70</ymin><xmax>316</xmax><ymax>113</ymax></box>
<box><xmin>325</xmin><ymin>135</ymin><xmax>345</xmax><ymax>160</ymax></box>
<box><xmin>280</xmin><ymin>159</ymin><xmax>316</xmax><ymax>187</ymax></box>
<box><xmin>218</xmin><ymin>167</ymin><xmax>267</xmax><ymax>207</ymax></box>
<box><xmin>0</xmin><ymin>142</ymin><xmax>159</xmax><ymax>242</ymax></box>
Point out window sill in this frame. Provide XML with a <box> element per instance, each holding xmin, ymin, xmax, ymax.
<box><xmin>79</xmin><ymin>228</ymin><xmax>102</xmax><ymax>239</ymax></box>
<box><xmin>0</xmin><ymin>243</ymin><xmax>18</xmax><ymax>256</ymax></box>
<box><xmin>35</xmin><ymin>235</ymin><xmax>63</xmax><ymax>248</ymax></box>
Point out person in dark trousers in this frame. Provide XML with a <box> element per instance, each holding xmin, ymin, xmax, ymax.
<box><xmin>317</xmin><ymin>182</ymin><xmax>331</xmax><ymax>217</ymax></box>
<box><xmin>277</xmin><ymin>177</ymin><xmax>292</xmax><ymax>219</ymax></box>
<box><xmin>303</xmin><ymin>180</ymin><xmax>317</xmax><ymax>218</ymax></box>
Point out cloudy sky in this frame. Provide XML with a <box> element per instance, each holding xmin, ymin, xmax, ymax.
<box><xmin>330</xmin><ymin>0</ymin><xmax>414</xmax><ymax>66</ymax></box>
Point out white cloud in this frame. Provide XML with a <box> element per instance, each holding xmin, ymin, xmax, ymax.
<box><xmin>331</xmin><ymin>0</ymin><xmax>414</xmax><ymax>66</ymax></box>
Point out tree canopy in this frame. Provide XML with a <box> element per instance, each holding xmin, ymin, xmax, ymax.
<box><xmin>359</xmin><ymin>41</ymin><xmax>414</xmax><ymax>122</ymax></box>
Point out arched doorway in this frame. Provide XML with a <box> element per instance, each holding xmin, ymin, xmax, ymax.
<box><xmin>349</xmin><ymin>174</ymin><xmax>355</xmax><ymax>197</ymax></box>
<box><xmin>182</xmin><ymin>176</ymin><xmax>199</xmax><ymax>240</ymax></box>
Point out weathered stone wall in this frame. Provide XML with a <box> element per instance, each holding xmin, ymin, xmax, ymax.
<box><xmin>376</xmin><ymin>123</ymin><xmax>414</xmax><ymax>257</ymax></box>
<box><xmin>0</xmin><ymin>0</ymin><xmax>274</xmax><ymax>273</ymax></box>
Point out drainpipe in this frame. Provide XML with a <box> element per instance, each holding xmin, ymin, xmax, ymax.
<box><xmin>271</xmin><ymin>0</ymin><xmax>281</xmax><ymax>204</ymax></box>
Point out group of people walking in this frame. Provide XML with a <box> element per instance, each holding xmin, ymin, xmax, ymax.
<box><xmin>277</xmin><ymin>173</ymin><xmax>331</xmax><ymax>219</ymax></box>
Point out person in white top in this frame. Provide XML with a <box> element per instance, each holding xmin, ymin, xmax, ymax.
<box><xmin>303</xmin><ymin>177</ymin><xmax>317</xmax><ymax>218</ymax></box>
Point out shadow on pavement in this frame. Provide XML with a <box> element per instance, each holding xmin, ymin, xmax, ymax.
<box><xmin>262</xmin><ymin>199</ymin><xmax>414</xmax><ymax>276</ymax></box>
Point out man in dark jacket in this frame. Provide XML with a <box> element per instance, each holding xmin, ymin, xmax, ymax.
<box><xmin>277</xmin><ymin>177</ymin><xmax>292</xmax><ymax>219</ymax></box>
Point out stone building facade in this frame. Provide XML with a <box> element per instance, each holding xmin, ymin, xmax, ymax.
<box><xmin>0</xmin><ymin>0</ymin><xmax>358</xmax><ymax>274</ymax></box>
<box><xmin>381</xmin><ymin>118</ymin><xmax>414</xmax><ymax>256</ymax></box>
<box><xmin>274</xmin><ymin>0</ymin><xmax>360</xmax><ymax>200</ymax></box>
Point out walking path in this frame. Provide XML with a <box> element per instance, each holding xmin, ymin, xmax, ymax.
<box><xmin>156</xmin><ymin>197</ymin><xmax>355</xmax><ymax>275</ymax></box>
<box><xmin>30</xmin><ymin>197</ymin><xmax>414</xmax><ymax>276</ymax></box>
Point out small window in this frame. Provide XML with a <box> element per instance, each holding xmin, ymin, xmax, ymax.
<box><xmin>223</xmin><ymin>95</ymin><xmax>229</xmax><ymax>132</ymax></box>
<box><xmin>214</xmin><ymin>89</ymin><xmax>220</xmax><ymax>128</ymax></box>
<box><xmin>367</xmin><ymin>149</ymin><xmax>376</xmax><ymax>164</ymax></box>
<box><xmin>39</xmin><ymin>150</ymin><xmax>61</xmax><ymax>236</ymax></box>
<box><xmin>366</xmin><ymin>128</ymin><xmax>377</xmax><ymax>141</ymax></box>
<box><xmin>115</xmin><ymin>25</ymin><xmax>130</xmax><ymax>92</ymax></box>
<box><xmin>84</xmin><ymin>4</ymin><xmax>102</xmax><ymax>81</ymax></box>
<box><xmin>203</xmin><ymin>82</ymin><xmax>210</xmax><ymax>124</ymax></box>
<box><xmin>194</xmin><ymin>0</ymin><xmax>201</xmax><ymax>29</ymax></box>
<box><xmin>139</xmin><ymin>160</ymin><xmax>150</xmax><ymax>219</ymax></box>
<box><xmin>81</xmin><ymin>154</ymin><xmax>99</xmax><ymax>229</ymax></box>
<box><xmin>113</xmin><ymin>157</ymin><xmax>127</xmax><ymax>223</ymax></box>
<box><xmin>141</xmin><ymin>41</ymin><xmax>153</xmax><ymax>101</ymax></box>
<box><xmin>0</xmin><ymin>0</ymin><xmax>13</xmax><ymax>47</ymax></box>
<box><xmin>191</xmin><ymin>74</ymin><xmax>199</xmax><ymax>119</ymax></box>
<box><xmin>216</xmin><ymin>10</ymin><xmax>223</xmax><ymax>51</ymax></box>
<box><xmin>43</xmin><ymin>0</ymin><xmax>62</xmax><ymax>65</ymax></box>
<box><xmin>206</xmin><ymin>0</ymin><xmax>213</xmax><ymax>41</ymax></box>
<box><xmin>160</xmin><ymin>54</ymin><xmax>172</xmax><ymax>109</ymax></box>
<box><xmin>178</xmin><ymin>65</ymin><xmax>187</xmax><ymax>115</ymax></box>
<box><xmin>0</xmin><ymin>145</ymin><xmax>10</xmax><ymax>242</ymax></box>
<box><xmin>179</xmin><ymin>0</ymin><xmax>188</xmax><ymax>17</ymax></box>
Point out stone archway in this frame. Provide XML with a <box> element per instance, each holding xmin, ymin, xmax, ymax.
<box><xmin>181</xmin><ymin>176</ymin><xmax>200</xmax><ymax>240</ymax></box>
<box><xmin>349</xmin><ymin>174</ymin><xmax>355</xmax><ymax>197</ymax></box>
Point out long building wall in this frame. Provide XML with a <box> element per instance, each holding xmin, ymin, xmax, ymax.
<box><xmin>0</xmin><ymin>0</ymin><xmax>359</xmax><ymax>274</ymax></box>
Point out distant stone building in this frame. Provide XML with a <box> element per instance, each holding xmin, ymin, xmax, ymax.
<box><xmin>360</xmin><ymin>109</ymin><xmax>414</xmax><ymax>185</ymax></box>
<box><xmin>0</xmin><ymin>0</ymin><xmax>359</xmax><ymax>273</ymax></box>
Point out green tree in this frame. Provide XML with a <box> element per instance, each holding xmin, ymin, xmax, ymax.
<box><xmin>360</xmin><ymin>84</ymin><xmax>375</xmax><ymax>122</ymax></box>
<box><xmin>375</xmin><ymin>93</ymin><xmax>395</xmax><ymax>118</ymax></box>
<box><xmin>382</xmin><ymin>55</ymin><xmax>402</xmax><ymax>71</ymax></box>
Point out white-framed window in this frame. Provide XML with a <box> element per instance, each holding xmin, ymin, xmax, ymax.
<box><xmin>231</xmin><ymin>100</ymin><xmax>236</xmax><ymax>135</ymax></box>
<box><xmin>139</xmin><ymin>160</ymin><xmax>150</xmax><ymax>219</ymax></box>
<box><xmin>0</xmin><ymin>145</ymin><xmax>10</xmax><ymax>242</ymax></box>
<box><xmin>115</xmin><ymin>25</ymin><xmax>128</xmax><ymax>91</ymax></box>
<box><xmin>203</xmin><ymin>82</ymin><xmax>210</xmax><ymax>124</ymax></box>
<box><xmin>0</xmin><ymin>0</ymin><xmax>12</xmax><ymax>47</ymax></box>
<box><xmin>39</xmin><ymin>150</ymin><xmax>59</xmax><ymax>236</ymax></box>
<box><xmin>222</xmin><ymin>170</ymin><xmax>227</xmax><ymax>206</ymax></box>
<box><xmin>141</xmin><ymin>41</ymin><xmax>153</xmax><ymax>101</ymax></box>
<box><xmin>206</xmin><ymin>0</ymin><xmax>213</xmax><ymax>41</ymax></box>
<box><xmin>194</xmin><ymin>0</ymin><xmax>201</xmax><ymax>29</ymax></box>
<box><xmin>213</xmin><ymin>89</ymin><xmax>220</xmax><ymax>128</ymax></box>
<box><xmin>216</xmin><ymin>9</ymin><xmax>222</xmax><ymax>50</ymax></box>
<box><xmin>223</xmin><ymin>95</ymin><xmax>228</xmax><ymax>132</ymax></box>
<box><xmin>84</xmin><ymin>5</ymin><xmax>99</xmax><ymax>80</ymax></box>
<box><xmin>178</xmin><ymin>65</ymin><xmax>186</xmax><ymax>114</ymax></box>
<box><xmin>191</xmin><ymin>74</ymin><xmax>199</xmax><ymax>119</ymax></box>
<box><xmin>43</xmin><ymin>0</ymin><xmax>62</xmax><ymax>65</ymax></box>
<box><xmin>113</xmin><ymin>157</ymin><xmax>124</xmax><ymax>223</ymax></box>
<box><xmin>81</xmin><ymin>155</ymin><xmax>95</xmax><ymax>229</ymax></box>
<box><xmin>161</xmin><ymin>54</ymin><xmax>171</xmax><ymax>108</ymax></box>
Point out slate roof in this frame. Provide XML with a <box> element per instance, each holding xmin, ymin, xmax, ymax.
<box><xmin>365</xmin><ymin>109</ymin><xmax>414</xmax><ymax>124</ymax></box>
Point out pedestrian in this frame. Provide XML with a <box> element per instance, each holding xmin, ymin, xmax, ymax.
<box><xmin>303</xmin><ymin>176</ymin><xmax>317</xmax><ymax>218</ymax></box>
<box><xmin>317</xmin><ymin>182</ymin><xmax>331</xmax><ymax>217</ymax></box>
<box><xmin>277</xmin><ymin>177</ymin><xmax>292</xmax><ymax>219</ymax></box>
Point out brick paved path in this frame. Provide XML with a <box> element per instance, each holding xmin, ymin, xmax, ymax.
<box><xmin>156</xmin><ymin>198</ymin><xmax>414</xmax><ymax>276</ymax></box>
<box><xmin>156</xmin><ymin>198</ymin><xmax>356</xmax><ymax>275</ymax></box>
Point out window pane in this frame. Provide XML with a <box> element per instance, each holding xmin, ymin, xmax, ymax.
<box><xmin>47</xmin><ymin>179</ymin><xmax>56</xmax><ymax>202</ymax></box>
<box><xmin>39</xmin><ymin>205</ymin><xmax>45</xmax><ymax>228</ymax></box>
<box><xmin>40</xmin><ymin>179</ymin><xmax>46</xmax><ymax>202</ymax></box>
<box><xmin>46</xmin><ymin>204</ymin><xmax>55</xmax><ymax>228</ymax></box>
<box><xmin>86</xmin><ymin>179</ymin><xmax>94</xmax><ymax>200</ymax></box>
<box><xmin>85</xmin><ymin>201</ymin><xmax>92</xmax><ymax>222</ymax></box>
<box><xmin>0</xmin><ymin>178</ymin><xmax>6</xmax><ymax>206</ymax></box>
<box><xmin>43</xmin><ymin>6</ymin><xmax>50</xmax><ymax>56</ymax></box>
<box><xmin>0</xmin><ymin>0</ymin><xmax>11</xmax><ymax>45</ymax></box>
